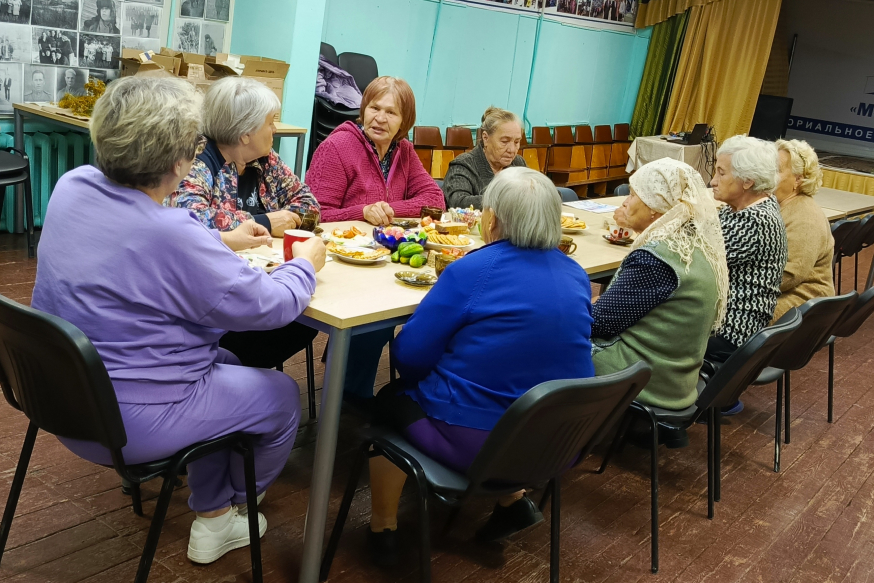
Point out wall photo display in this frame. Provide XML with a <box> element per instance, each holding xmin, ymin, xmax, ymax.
<box><xmin>79</xmin><ymin>0</ymin><xmax>119</xmax><ymax>34</ymax></box>
<box><xmin>203</xmin><ymin>0</ymin><xmax>227</xmax><ymax>22</ymax></box>
<box><xmin>0</xmin><ymin>63</ymin><xmax>23</xmax><ymax>112</ymax></box>
<box><xmin>32</xmin><ymin>27</ymin><xmax>77</xmax><ymax>65</ymax></box>
<box><xmin>78</xmin><ymin>31</ymin><xmax>116</xmax><ymax>68</ymax></box>
<box><xmin>0</xmin><ymin>0</ymin><xmax>33</xmax><ymax>25</ymax></box>
<box><xmin>31</xmin><ymin>0</ymin><xmax>79</xmax><ymax>31</ymax></box>
<box><xmin>173</xmin><ymin>17</ymin><xmax>198</xmax><ymax>52</ymax></box>
<box><xmin>121</xmin><ymin>2</ymin><xmax>159</xmax><ymax>39</ymax></box>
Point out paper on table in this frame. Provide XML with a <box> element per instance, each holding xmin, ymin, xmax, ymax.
<box><xmin>563</xmin><ymin>200</ymin><xmax>618</xmax><ymax>214</ymax></box>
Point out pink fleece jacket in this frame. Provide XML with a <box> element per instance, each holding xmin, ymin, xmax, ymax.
<box><xmin>306</xmin><ymin>121</ymin><xmax>446</xmax><ymax>222</ymax></box>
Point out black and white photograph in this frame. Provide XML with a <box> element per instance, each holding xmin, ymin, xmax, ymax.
<box><xmin>32</xmin><ymin>0</ymin><xmax>80</xmax><ymax>31</ymax></box>
<box><xmin>0</xmin><ymin>0</ymin><xmax>32</xmax><ymax>25</ymax></box>
<box><xmin>78</xmin><ymin>32</ymin><xmax>118</xmax><ymax>68</ymax></box>
<box><xmin>32</xmin><ymin>27</ymin><xmax>77</xmax><ymax>65</ymax></box>
<box><xmin>54</xmin><ymin>65</ymin><xmax>85</xmax><ymax>99</ymax></box>
<box><xmin>200</xmin><ymin>21</ymin><xmax>223</xmax><ymax>57</ymax></box>
<box><xmin>0</xmin><ymin>23</ymin><xmax>33</xmax><ymax>62</ymax></box>
<box><xmin>173</xmin><ymin>18</ymin><xmax>199</xmax><ymax>53</ymax></box>
<box><xmin>178</xmin><ymin>0</ymin><xmax>203</xmax><ymax>18</ymax></box>
<box><xmin>80</xmin><ymin>0</ymin><xmax>120</xmax><ymax>34</ymax></box>
<box><xmin>0</xmin><ymin>63</ymin><xmax>23</xmax><ymax>112</ymax></box>
<box><xmin>23</xmin><ymin>64</ymin><xmax>54</xmax><ymax>101</ymax></box>
<box><xmin>204</xmin><ymin>0</ymin><xmax>228</xmax><ymax>22</ymax></box>
<box><xmin>121</xmin><ymin>35</ymin><xmax>158</xmax><ymax>54</ymax></box>
<box><xmin>87</xmin><ymin>66</ymin><xmax>117</xmax><ymax>83</ymax></box>
<box><xmin>122</xmin><ymin>2</ymin><xmax>160</xmax><ymax>39</ymax></box>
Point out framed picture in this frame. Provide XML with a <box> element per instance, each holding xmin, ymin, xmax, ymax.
<box><xmin>31</xmin><ymin>0</ymin><xmax>80</xmax><ymax>31</ymax></box>
<box><xmin>32</xmin><ymin>27</ymin><xmax>78</xmax><ymax>66</ymax></box>
<box><xmin>54</xmin><ymin>66</ymin><xmax>86</xmax><ymax>100</ymax></box>
<box><xmin>173</xmin><ymin>18</ymin><xmax>199</xmax><ymax>53</ymax></box>
<box><xmin>80</xmin><ymin>0</ymin><xmax>120</xmax><ymax>35</ymax></box>
<box><xmin>78</xmin><ymin>32</ymin><xmax>118</xmax><ymax>69</ymax></box>
<box><xmin>121</xmin><ymin>2</ymin><xmax>160</xmax><ymax>39</ymax></box>
<box><xmin>23</xmin><ymin>64</ymin><xmax>55</xmax><ymax>101</ymax></box>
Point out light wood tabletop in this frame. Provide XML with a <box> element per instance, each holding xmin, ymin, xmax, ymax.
<box><xmin>274</xmin><ymin>122</ymin><xmax>306</xmax><ymax>136</ymax></box>
<box><xmin>593</xmin><ymin>194</ymin><xmax>850</xmax><ymax>221</ymax></box>
<box><xmin>13</xmin><ymin>102</ymin><xmax>89</xmax><ymax>129</ymax></box>
<box><xmin>814</xmin><ymin>188</ymin><xmax>874</xmax><ymax>215</ymax></box>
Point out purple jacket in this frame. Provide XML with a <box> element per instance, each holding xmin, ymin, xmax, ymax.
<box><xmin>32</xmin><ymin>165</ymin><xmax>316</xmax><ymax>404</ymax></box>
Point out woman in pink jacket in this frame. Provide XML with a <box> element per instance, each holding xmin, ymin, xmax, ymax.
<box><xmin>307</xmin><ymin>76</ymin><xmax>445</xmax><ymax>225</ymax></box>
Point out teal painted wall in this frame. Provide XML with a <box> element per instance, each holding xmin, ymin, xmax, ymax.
<box><xmin>322</xmin><ymin>0</ymin><xmax>651</xmax><ymax>132</ymax></box>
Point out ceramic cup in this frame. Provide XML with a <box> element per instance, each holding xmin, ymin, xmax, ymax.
<box><xmin>558</xmin><ymin>236</ymin><xmax>577</xmax><ymax>255</ymax></box>
<box><xmin>283</xmin><ymin>229</ymin><xmax>315</xmax><ymax>262</ymax></box>
<box><xmin>607</xmin><ymin>223</ymin><xmax>632</xmax><ymax>242</ymax></box>
<box><xmin>299</xmin><ymin>211</ymin><xmax>320</xmax><ymax>232</ymax></box>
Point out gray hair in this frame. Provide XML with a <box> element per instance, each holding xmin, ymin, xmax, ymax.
<box><xmin>716</xmin><ymin>134</ymin><xmax>779</xmax><ymax>194</ymax></box>
<box><xmin>480</xmin><ymin>105</ymin><xmax>522</xmax><ymax>145</ymax></box>
<box><xmin>481</xmin><ymin>166</ymin><xmax>562</xmax><ymax>250</ymax></box>
<box><xmin>202</xmin><ymin>76</ymin><xmax>281</xmax><ymax>146</ymax></box>
<box><xmin>90</xmin><ymin>76</ymin><xmax>202</xmax><ymax>189</ymax></box>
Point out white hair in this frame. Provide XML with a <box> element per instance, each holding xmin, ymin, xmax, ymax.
<box><xmin>202</xmin><ymin>76</ymin><xmax>281</xmax><ymax>146</ymax></box>
<box><xmin>481</xmin><ymin>166</ymin><xmax>562</xmax><ymax>250</ymax></box>
<box><xmin>716</xmin><ymin>134</ymin><xmax>779</xmax><ymax>194</ymax></box>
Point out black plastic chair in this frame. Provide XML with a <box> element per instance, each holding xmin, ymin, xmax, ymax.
<box><xmin>308</xmin><ymin>43</ymin><xmax>362</xmax><ymax>167</ymax></box>
<box><xmin>338</xmin><ymin>52</ymin><xmax>379</xmax><ymax>94</ymax></box>
<box><xmin>320</xmin><ymin>42</ymin><xmax>338</xmax><ymax>66</ymax></box>
<box><xmin>751</xmin><ymin>293</ymin><xmax>857</xmax><ymax>472</ymax></box>
<box><xmin>599</xmin><ymin>310</ymin><xmax>802</xmax><ymax>528</ymax></box>
<box><xmin>831</xmin><ymin>217</ymin><xmax>865</xmax><ymax>293</ymax></box>
<box><xmin>0</xmin><ymin>148</ymin><xmax>35</xmax><ymax>258</ymax></box>
<box><xmin>824</xmin><ymin>286</ymin><xmax>874</xmax><ymax>423</ymax></box>
<box><xmin>319</xmin><ymin>362</ymin><xmax>653</xmax><ymax>583</ymax></box>
<box><xmin>0</xmin><ymin>295</ymin><xmax>264</xmax><ymax>583</ymax></box>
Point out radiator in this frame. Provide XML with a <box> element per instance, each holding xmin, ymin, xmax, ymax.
<box><xmin>0</xmin><ymin>131</ymin><xmax>92</xmax><ymax>233</ymax></box>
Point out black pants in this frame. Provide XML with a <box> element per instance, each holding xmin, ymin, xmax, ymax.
<box><xmin>219</xmin><ymin>321</ymin><xmax>318</xmax><ymax>369</ymax></box>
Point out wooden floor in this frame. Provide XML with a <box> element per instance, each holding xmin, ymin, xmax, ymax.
<box><xmin>2</xmin><ymin>231</ymin><xmax>874</xmax><ymax>583</ymax></box>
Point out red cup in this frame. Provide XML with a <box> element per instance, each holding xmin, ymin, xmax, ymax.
<box><xmin>283</xmin><ymin>229</ymin><xmax>315</xmax><ymax>261</ymax></box>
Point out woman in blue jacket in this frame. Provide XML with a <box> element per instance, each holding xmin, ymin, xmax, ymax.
<box><xmin>367</xmin><ymin>167</ymin><xmax>595</xmax><ymax>564</ymax></box>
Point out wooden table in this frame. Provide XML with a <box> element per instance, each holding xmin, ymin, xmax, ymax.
<box><xmin>286</xmin><ymin>219</ymin><xmax>628</xmax><ymax>583</ymax></box>
<box><xmin>626</xmin><ymin>136</ymin><xmax>714</xmax><ymax>185</ymax></box>
<box><xmin>813</xmin><ymin>187</ymin><xmax>874</xmax><ymax>217</ymax></box>
<box><xmin>9</xmin><ymin>103</ymin><xmax>308</xmax><ymax>234</ymax></box>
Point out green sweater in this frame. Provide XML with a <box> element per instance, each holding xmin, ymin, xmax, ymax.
<box><xmin>592</xmin><ymin>241</ymin><xmax>719</xmax><ymax>409</ymax></box>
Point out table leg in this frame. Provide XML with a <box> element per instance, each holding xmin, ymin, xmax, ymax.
<box><xmin>298</xmin><ymin>326</ymin><xmax>351</xmax><ymax>583</ymax></box>
<box><xmin>13</xmin><ymin>109</ymin><xmax>24</xmax><ymax>234</ymax></box>
<box><xmin>295</xmin><ymin>135</ymin><xmax>305</xmax><ymax>178</ymax></box>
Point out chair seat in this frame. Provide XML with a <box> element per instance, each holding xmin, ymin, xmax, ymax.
<box><xmin>753</xmin><ymin>366</ymin><xmax>785</xmax><ymax>386</ymax></box>
<box><xmin>0</xmin><ymin>150</ymin><xmax>28</xmax><ymax>175</ymax></box>
<box><xmin>644</xmin><ymin>402</ymin><xmax>698</xmax><ymax>425</ymax></box>
<box><xmin>369</xmin><ymin>429</ymin><xmax>471</xmax><ymax>495</ymax></box>
<box><xmin>0</xmin><ymin>170</ymin><xmax>29</xmax><ymax>189</ymax></box>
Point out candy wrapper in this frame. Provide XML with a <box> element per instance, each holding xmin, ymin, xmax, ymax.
<box><xmin>449</xmin><ymin>206</ymin><xmax>482</xmax><ymax>230</ymax></box>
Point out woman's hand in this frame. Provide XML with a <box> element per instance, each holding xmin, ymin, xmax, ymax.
<box><xmin>291</xmin><ymin>236</ymin><xmax>327</xmax><ymax>272</ymax></box>
<box><xmin>266</xmin><ymin>210</ymin><xmax>302</xmax><ymax>237</ymax></box>
<box><xmin>363</xmin><ymin>202</ymin><xmax>395</xmax><ymax>226</ymax></box>
<box><xmin>220</xmin><ymin>220</ymin><xmax>273</xmax><ymax>251</ymax></box>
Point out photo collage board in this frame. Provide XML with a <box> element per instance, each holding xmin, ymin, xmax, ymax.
<box><xmin>173</xmin><ymin>0</ymin><xmax>228</xmax><ymax>57</ymax></box>
<box><xmin>454</xmin><ymin>0</ymin><xmax>637</xmax><ymax>27</ymax></box>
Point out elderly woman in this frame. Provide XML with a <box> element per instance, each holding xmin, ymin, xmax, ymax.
<box><xmin>771</xmin><ymin>139</ymin><xmax>834</xmax><ymax>322</ymax></box>
<box><xmin>442</xmin><ymin>106</ymin><xmax>527</xmax><ymax>209</ymax></box>
<box><xmin>708</xmin><ymin>135</ymin><xmax>787</xmax><ymax>414</ymax></box>
<box><xmin>593</xmin><ymin>159</ymin><xmax>728</xmax><ymax>442</ymax></box>
<box><xmin>365</xmin><ymin>167</ymin><xmax>595</xmax><ymax>564</ymax></box>
<box><xmin>167</xmin><ymin>76</ymin><xmax>320</xmax><ymax>369</ymax></box>
<box><xmin>31</xmin><ymin>77</ymin><xmax>326</xmax><ymax>565</ymax></box>
<box><xmin>307</xmin><ymin>76</ymin><xmax>445</xmax><ymax>225</ymax></box>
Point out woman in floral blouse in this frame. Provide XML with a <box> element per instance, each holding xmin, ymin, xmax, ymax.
<box><xmin>166</xmin><ymin>76</ymin><xmax>321</xmax><ymax>369</ymax></box>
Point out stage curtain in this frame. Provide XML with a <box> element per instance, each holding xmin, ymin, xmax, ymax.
<box><xmin>822</xmin><ymin>168</ymin><xmax>874</xmax><ymax>197</ymax></box>
<box><xmin>662</xmin><ymin>0</ymin><xmax>783</xmax><ymax>143</ymax></box>
<box><xmin>635</xmin><ymin>0</ymin><xmax>718</xmax><ymax>28</ymax></box>
<box><xmin>629</xmin><ymin>11</ymin><xmax>689</xmax><ymax>139</ymax></box>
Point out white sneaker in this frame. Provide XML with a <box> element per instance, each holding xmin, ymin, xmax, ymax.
<box><xmin>237</xmin><ymin>492</ymin><xmax>266</xmax><ymax>516</ymax></box>
<box><xmin>187</xmin><ymin>507</ymin><xmax>267</xmax><ymax>564</ymax></box>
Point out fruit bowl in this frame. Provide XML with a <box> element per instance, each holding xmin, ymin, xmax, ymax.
<box><xmin>373</xmin><ymin>226</ymin><xmax>427</xmax><ymax>251</ymax></box>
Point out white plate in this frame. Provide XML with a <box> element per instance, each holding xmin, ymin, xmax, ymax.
<box><xmin>329</xmin><ymin>252</ymin><xmax>389</xmax><ymax>265</ymax></box>
<box><xmin>424</xmin><ymin>240</ymin><xmax>475</xmax><ymax>251</ymax></box>
<box><xmin>562</xmin><ymin>227</ymin><xmax>587</xmax><ymax>234</ymax></box>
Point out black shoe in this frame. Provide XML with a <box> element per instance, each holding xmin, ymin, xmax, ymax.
<box><xmin>475</xmin><ymin>495</ymin><xmax>544</xmax><ymax>542</ymax></box>
<box><xmin>628</xmin><ymin>426</ymin><xmax>689</xmax><ymax>449</ymax></box>
<box><xmin>368</xmin><ymin>528</ymin><xmax>399</xmax><ymax>567</ymax></box>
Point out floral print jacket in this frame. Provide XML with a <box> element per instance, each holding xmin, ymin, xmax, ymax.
<box><xmin>165</xmin><ymin>143</ymin><xmax>320</xmax><ymax>231</ymax></box>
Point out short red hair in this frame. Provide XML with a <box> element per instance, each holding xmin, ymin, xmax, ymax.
<box><xmin>358</xmin><ymin>76</ymin><xmax>417</xmax><ymax>143</ymax></box>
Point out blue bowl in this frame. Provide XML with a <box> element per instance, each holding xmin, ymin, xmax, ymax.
<box><xmin>373</xmin><ymin>228</ymin><xmax>427</xmax><ymax>251</ymax></box>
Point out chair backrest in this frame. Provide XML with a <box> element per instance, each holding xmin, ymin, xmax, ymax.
<box><xmin>770</xmin><ymin>292</ymin><xmax>858</xmax><ymax>371</ymax></box>
<box><xmin>446</xmin><ymin>126</ymin><xmax>474</xmax><ymax>150</ymax></box>
<box><xmin>531</xmin><ymin>126</ymin><xmax>553</xmax><ymax>146</ymax></box>
<box><xmin>320</xmin><ymin>42</ymin><xmax>338</xmax><ymax>66</ymax></box>
<box><xmin>614</xmin><ymin>184</ymin><xmax>630</xmax><ymax>196</ymax></box>
<box><xmin>856</xmin><ymin>213</ymin><xmax>874</xmax><ymax>248</ymax></box>
<box><xmin>465</xmin><ymin>361</ymin><xmax>652</xmax><ymax>493</ymax></box>
<box><xmin>553</xmin><ymin>126</ymin><xmax>574</xmax><ymax>144</ymax></box>
<box><xmin>556</xmin><ymin>187</ymin><xmax>578</xmax><ymax>203</ymax></box>
<box><xmin>614</xmin><ymin>123</ymin><xmax>630</xmax><ymax>141</ymax></box>
<box><xmin>594</xmin><ymin>124</ymin><xmax>613</xmax><ymax>143</ymax></box>
<box><xmin>697</xmin><ymin>309</ymin><xmax>802</xmax><ymax>410</ymax></box>
<box><xmin>0</xmin><ymin>295</ymin><xmax>127</xmax><ymax>451</ymax></box>
<box><xmin>575</xmin><ymin>125</ymin><xmax>594</xmax><ymax>144</ymax></box>
<box><xmin>337</xmin><ymin>52</ymin><xmax>378</xmax><ymax>93</ymax></box>
<box><xmin>834</xmin><ymin>286</ymin><xmax>874</xmax><ymax>338</ymax></box>
<box><xmin>832</xmin><ymin>218</ymin><xmax>863</xmax><ymax>261</ymax></box>
<box><xmin>412</xmin><ymin>126</ymin><xmax>443</xmax><ymax>148</ymax></box>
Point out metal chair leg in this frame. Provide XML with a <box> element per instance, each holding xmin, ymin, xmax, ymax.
<box><xmin>23</xmin><ymin>173</ymin><xmax>35</xmax><ymax>259</ymax></box>
<box><xmin>837</xmin><ymin>257</ymin><xmax>843</xmax><ymax>295</ymax></box>
<box><xmin>867</xmin><ymin>252</ymin><xmax>874</xmax><ymax>290</ymax></box>
<box><xmin>130</xmin><ymin>482</ymin><xmax>144</xmax><ymax>517</ymax></box>
<box><xmin>306</xmin><ymin>342</ymin><xmax>317</xmax><ymax>420</ymax></box>
<box><xmin>828</xmin><ymin>342</ymin><xmax>835</xmax><ymax>423</ymax></box>
<box><xmin>774</xmin><ymin>377</ymin><xmax>784</xmax><ymax>473</ymax></box>
<box><xmin>0</xmin><ymin>422</ymin><xmax>38</xmax><ymax>565</ymax></box>
<box><xmin>784</xmin><ymin>371</ymin><xmax>791</xmax><ymax>444</ymax></box>
<box><xmin>597</xmin><ymin>412</ymin><xmax>633</xmax><ymax>474</ymax></box>
<box><xmin>707</xmin><ymin>408</ymin><xmax>715</xmax><ymax>520</ymax></box>
<box><xmin>242</xmin><ymin>438</ymin><xmax>263</xmax><ymax>583</ymax></box>
<box><xmin>411</xmin><ymin>465</ymin><xmax>432</xmax><ymax>583</ymax></box>
<box><xmin>319</xmin><ymin>443</ymin><xmax>369</xmax><ymax>582</ymax></box>
<box><xmin>550</xmin><ymin>477</ymin><xmax>561</xmax><ymax>583</ymax></box>
<box><xmin>855</xmin><ymin>253</ymin><xmax>859</xmax><ymax>291</ymax></box>
<box><xmin>714</xmin><ymin>409</ymin><xmax>722</xmax><ymax>503</ymax></box>
<box><xmin>647</xmin><ymin>412</ymin><xmax>659</xmax><ymax>573</ymax></box>
<box><xmin>134</xmin><ymin>470</ymin><xmax>178</xmax><ymax>583</ymax></box>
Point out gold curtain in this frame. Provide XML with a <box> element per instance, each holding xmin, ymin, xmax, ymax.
<box><xmin>635</xmin><ymin>0</ymin><xmax>718</xmax><ymax>29</ymax></box>
<box><xmin>822</xmin><ymin>169</ymin><xmax>874</xmax><ymax>197</ymax></box>
<box><xmin>662</xmin><ymin>0</ymin><xmax>783</xmax><ymax>142</ymax></box>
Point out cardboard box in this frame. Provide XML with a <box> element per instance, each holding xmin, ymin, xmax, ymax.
<box><xmin>119</xmin><ymin>48</ymin><xmax>181</xmax><ymax>77</ymax></box>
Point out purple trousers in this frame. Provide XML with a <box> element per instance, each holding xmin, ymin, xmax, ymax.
<box><xmin>59</xmin><ymin>349</ymin><xmax>301</xmax><ymax>512</ymax></box>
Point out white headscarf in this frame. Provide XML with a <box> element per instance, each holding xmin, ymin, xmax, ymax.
<box><xmin>628</xmin><ymin>158</ymin><xmax>729</xmax><ymax>332</ymax></box>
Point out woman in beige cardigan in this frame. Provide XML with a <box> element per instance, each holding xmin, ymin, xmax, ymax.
<box><xmin>771</xmin><ymin>139</ymin><xmax>835</xmax><ymax>322</ymax></box>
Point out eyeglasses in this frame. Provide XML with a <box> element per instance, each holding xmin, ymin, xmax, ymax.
<box><xmin>194</xmin><ymin>134</ymin><xmax>207</xmax><ymax>156</ymax></box>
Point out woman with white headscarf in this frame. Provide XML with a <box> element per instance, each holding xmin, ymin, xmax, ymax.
<box><xmin>592</xmin><ymin>158</ymin><xmax>729</xmax><ymax>428</ymax></box>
